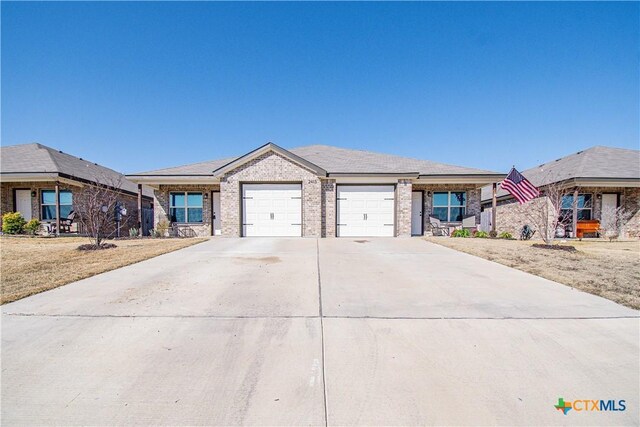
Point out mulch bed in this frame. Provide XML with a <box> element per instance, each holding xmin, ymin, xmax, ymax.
<box><xmin>77</xmin><ymin>243</ymin><xmax>118</xmax><ymax>251</ymax></box>
<box><xmin>531</xmin><ymin>243</ymin><xmax>577</xmax><ymax>252</ymax></box>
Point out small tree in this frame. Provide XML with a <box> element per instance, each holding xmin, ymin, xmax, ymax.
<box><xmin>73</xmin><ymin>176</ymin><xmax>132</xmax><ymax>247</ymax></box>
<box><xmin>523</xmin><ymin>180</ymin><xmax>573</xmax><ymax>245</ymax></box>
<box><xmin>599</xmin><ymin>205</ymin><xmax>631</xmax><ymax>242</ymax></box>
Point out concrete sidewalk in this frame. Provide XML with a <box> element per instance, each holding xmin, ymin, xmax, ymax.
<box><xmin>2</xmin><ymin>238</ymin><xmax>638</xmax><ymax>425</ymax></box>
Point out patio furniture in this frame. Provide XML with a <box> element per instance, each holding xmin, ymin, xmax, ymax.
<box><xmin>46</xmin><ymin>211</ymin><xmax>76</xmax><ymax>235</ymax></box>
<box><xmin>429</xmin><ymin>217</ymin><xmax>450</xmax><ymax>236</ymax></box>
<box><xmin>576</xmin><ymin>220</ymin><xmax>600</xmax><ymax>238</ymax></box>
<box><xmin>171</xmin><ymin>223</ymin><xmax>197</xmax><ymax>238</ymax></box>
<box><xmin>59</xmin><ymin>210</ymin><xmax>76</xmax><ymax>233</ymax></box>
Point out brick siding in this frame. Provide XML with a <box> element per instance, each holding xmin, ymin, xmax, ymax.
<box><xmin>492</xmin><ymin>186</ymin><xmax>640</xmax><ymax>239</ymax></box>
<box><xmin>412</xmin><ymin>184</ymin><xmax>482</xmax><ymax>234</ymax></box>
<box><xmin>219</xmin><ymin>150</ymin><xmax>322</xmax><ymax>237</ymax></box>
<box><xmin>396</xmin><ymin>180</ymin><xmax>413</xmax><ymax>237</ymax></box>
<box><xmin>153</xmin><ymin>184</ymin><xmax>220</xmax><ymax>237</ymax></box>
<box><xmin>1</xmin><ymin>181</ymin><xmax>150</xmax><ymax>235</ymax></box>
<box><xmin>321</xmin><ymin>179</ymin><xmax>336</xmax><ymax>237</ymax></box>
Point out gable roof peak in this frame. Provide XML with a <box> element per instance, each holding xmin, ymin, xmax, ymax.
<box><xmin>211</xmin><ymin>141</ymin><xmax>328</xmax><ymax>176</ymax></box>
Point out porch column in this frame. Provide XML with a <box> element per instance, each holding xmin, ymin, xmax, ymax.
<box><xmin>491</xmin><ymin>182</ymin><xmax>497</xmax><ymax>233</ymax></box>
<box><xmin>55</xmin><ymin>183</ymin><xmax>60</xmax><ymax>236</ymax></box>
<box><xmin>137</xmin><ymin>184</ymin><xmax>143</xmax><ymax>232</ymax></box>
<box><xmin>572</xmin><ymin>188</ymin><xmax>579</xmax><ymax>238</ymax></box>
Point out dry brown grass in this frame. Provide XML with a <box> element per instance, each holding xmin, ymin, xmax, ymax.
<box><xmin>1</xmin><ymin>236</ymin><xmax>206</xmax><ymax>304</ymax></box>
<box><xmin>426</xmin><ymin>237</ymin><xmax>640</xmax><ymax>309</ymax></box>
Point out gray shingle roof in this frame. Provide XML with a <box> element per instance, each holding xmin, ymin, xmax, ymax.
<box><xmin>1</xmin><ymin>143</ymin><xmax>153</xmax><ymax>197</ymax></box>
<box><xmin>289</xmin><ymin>145</ymin><xmax>499</xmax><ymax>175</ymax></box>
<box><xmin>481</xmin><ymin>146</ymin><xmax>640</xmax><ymax>201</ymax></box>
<box><xmin>130</xmin><ymin>157</ymin><xmax>237</xmax><ymax>176</ymax></box>
<box><xmin>130</xmin><ymin>144</ymin><xmax>500</xmax><ymax>176</ymax></box>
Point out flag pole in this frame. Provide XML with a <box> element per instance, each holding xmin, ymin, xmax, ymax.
<box><xmin>492</xmin><ymin>182</ymin><xmax>497</xmax><ymax>234</ymax></box>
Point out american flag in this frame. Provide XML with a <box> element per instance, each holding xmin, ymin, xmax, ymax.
<box><xmin>500</xmin><ymin>167</ymin><xmax>540</xmax><ymax>204</ymax></box>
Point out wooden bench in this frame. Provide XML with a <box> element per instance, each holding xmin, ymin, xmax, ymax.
<box><xmin>576</xmin><ymin>219</ymin><xmax>600</xmax><ymax>238</ymax></box>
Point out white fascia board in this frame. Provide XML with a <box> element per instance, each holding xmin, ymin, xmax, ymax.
<box><xmin>330</xmin><ymin>176</ymin><xmax>411</xmax><ymax>184</ymax></box>
<box><xmin>572</xmin><ymin>178</ymin><xmax>640</xmax><ymax>188</ymax></box>
<box><xmin>126</xmin><ymin>176</ymin><xmax>219</xmax><ymax>186</ymax></box>
<box><xmin>0</xmin><ymin>173</ymin><xmax>59</xmax><ymax>182</ymax></box>
<box><xmin>0</xmin><ymin>173</ymin><xmax>82</xmax><ymax>187</ymax></box>
<box><xmin>413</xmin><ymin>176</ymin><xmax>504</xmax><ymax>187</ymax></box>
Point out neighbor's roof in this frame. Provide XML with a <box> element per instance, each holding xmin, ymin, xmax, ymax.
<box><xmin>129</xmin><ymin>144</ymin><xmax>501</xmax><ymax>177</ymax></box>
<box><xmin>1</xmin><ymin>143</ymin><xmax>153</xmax><ymax>197</ymax></box>
<box><xmin>481</xmin><ymin>146</ymin><xmax>640</xmax><ymax>201</ymax></box>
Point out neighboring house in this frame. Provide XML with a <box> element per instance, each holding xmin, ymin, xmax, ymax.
<box><xmin>127</xmin><ymin>142</ymin><xmax>504</xmax><ymax>237</ymax></box>
<box><xmin>0</xmin><ymin>143</ymin><xmax>154</xmax><ymax>234</ymax></box>
<box><xmin>480</xmin><ymin>146</ymin><xmax>640</xmax><ymax>238</ymax></box>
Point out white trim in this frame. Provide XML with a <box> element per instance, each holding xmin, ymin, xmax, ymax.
<box><xmin>126</xmin><ymin>176</ymin><xmax>219</xmax><ymax>186</ymax></box>
<box><xmin>332</xmin><ymin>176</ymin><xmax>407</xmax><ymax>184</ymax></box>
<box><xmin>413</xmin><ymin>177</ymin><xmax>503</xmax><ymax>186</ymax></box>
<box><xmin>2</xmin><ymin>173</ymin><xmax>56</xmax><ymax>182</ymax></box>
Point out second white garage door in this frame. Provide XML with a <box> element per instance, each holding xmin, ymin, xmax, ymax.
<box><xmin>242</xmin><ymin>184</ymin><xmax>302</xmax><ymax>237</ymax></box>
<box><xmin>337</xmin><ymin>185</ymin><xmax>395</xmax><ymax>237</ymax></box>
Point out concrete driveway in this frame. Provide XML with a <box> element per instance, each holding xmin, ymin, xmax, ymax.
<box><xmin>2</xmin><ymin>238</ymin><xmax>638</xmax><ymax>426</ymax></box>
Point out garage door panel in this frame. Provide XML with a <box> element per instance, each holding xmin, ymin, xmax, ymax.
<box><xmin>242</xmin><ymin>184</ymin><xmax>302</xmax><ymax>237</ymax></box>
<box><xmin>337</xmin><ymin>185</ymin><xmax>395</xmax><ymax>237</ymax></box>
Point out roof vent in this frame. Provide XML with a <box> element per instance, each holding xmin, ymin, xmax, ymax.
<box><xmin>94</xmin><ymin>163</ymin><xmax>98</xmax><ymax>165</ymax></box>
<box><xmin>576</xmin><ymin>150</ymin><xmax>583</xmax><ymax>154</ymax></box>
<box><xmin>58</xmin><ymin>150</ymin><xmax>63</xmax><ymax>153</ymax></box>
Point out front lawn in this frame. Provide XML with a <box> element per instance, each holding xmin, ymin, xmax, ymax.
<box><xmin>1</xmin><ymin>236</ymin><xmax>207</xmax><ymax>304</ymax></box>
<box><xmin>426</xmin><ymin>237</ymin><xmax>640</xmax><ymax>309</ymax></box>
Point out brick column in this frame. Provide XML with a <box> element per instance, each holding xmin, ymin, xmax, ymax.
<box><xmin>396</xmin><ymin>179</ymin><xmax>412</xmax><ymax>237</ymax></box>
<box><xmin>220</xmin><ymin>178</ymin><xmax>241</xmax><ymax>237</ymax></box>
<box><xmin>321</xmin><ymin>179</ymin><xmax>336</xmax><ymax>237</ymax></box>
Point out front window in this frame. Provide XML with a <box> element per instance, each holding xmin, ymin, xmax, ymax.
<box><xmin>560</xmin><ymin>193</ymin><xmax>592</xmax><ymax>222</ymax></box>
<box><xmin>41</xmin><ymin>190</ymin><xmax>73</xmax><ymax>220</ymax></box>
<box><xmin>432</xmin><ymin>191</ymin><xmax>466</xmax><ymax>222</ymax></box>
<box><xmin>170</xmin><ymin>192</ymin><xmax>203</xmax><ymax>223</ymax></box>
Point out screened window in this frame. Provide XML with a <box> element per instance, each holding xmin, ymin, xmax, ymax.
<box><xmin>41</xmin><ymin>190</ymin><xmax>73</xmax><ymax>220</ymax></box>
<box><xmin>170</xmin><ymin>192</ymin><xmax>203</xmax><ymax>223</ymax></box>
<box><xmin>432</xmin><ymin>191</ymin><xmax>466</xmax><ymax>222</ymax></box>
<box><xmin>560</xmin><ymin>193</ymin><xmax>592</xmax><ymax>221</ymax></box>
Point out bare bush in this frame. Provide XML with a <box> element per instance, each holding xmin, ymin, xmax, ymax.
<box><xmin>73</xmin><ymin>176</ymin><xmax>132</xmax><ymax>247</ymax></box>
<box><xmin>523</xmin><ymin>181</ymin><xmax>573</xmax><ymax>245</ymax></box>
<box><xmin>599</xmin><ymin>205</ymin><xmax>632</xmax><ymax>241</ymax></box>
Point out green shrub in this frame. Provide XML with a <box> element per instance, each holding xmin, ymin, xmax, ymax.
<box><xmin>499</xmin><ymin>232</ymin><xmax>513</xmax><ymax>239</ymax></box>
<box><xmin>129</xmin><ymin>227</ymin><xmax>139</xmax><ymax>237</ymax></box>
<box><xmin>451</xmin><ymin>229</ymin><xmax>471</xmax><ymax>238</ymax></box>
<box><xmin>2</xmin><ymin>212</ymin><xmax>26</xmax><ymax>234</ymax></box>
<box><xmin>474</xmin><ymin>230</ymin><xmax>489</xmax><ymax>238</ymax></box>
<box><xmin>24</xmin><ymin>219</ymin><xmax>41</xmax><ymax>236</ymax></box>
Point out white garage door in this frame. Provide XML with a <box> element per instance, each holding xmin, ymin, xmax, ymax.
<box><xmin>337</xmin><ymin>185</ymin><xmax>395</xmax><ymax>237</ymax></box>
<box><xmin>242</xmin><ymin>184</ymin><xmax>302</xmax><ymax>237</ymax></box>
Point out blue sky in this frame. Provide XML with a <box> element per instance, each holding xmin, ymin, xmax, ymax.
<box><xmin>2</xmin><ymin>2</ymin><xmax>638</xmax><ymax>174</ymax></box>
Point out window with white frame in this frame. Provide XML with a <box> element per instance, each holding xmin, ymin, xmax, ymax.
<box><xmin>169</xmin><ymin>192</ymin><xmax>203</xmax><ymax>223</ymax></box>
<box><xmin>560</xmin><ymin>193</ymin><xmax>592</xmax><ymax>221</ymax></box>
<box><xmin>41</xmin><ymin>190</ymin><xmax>73</xmax><ymax>220</ymax></box>
<box><xmin>432</xmin><ymin>191</ymin><xmax>466</xmax><ymax>222</ymax></box>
